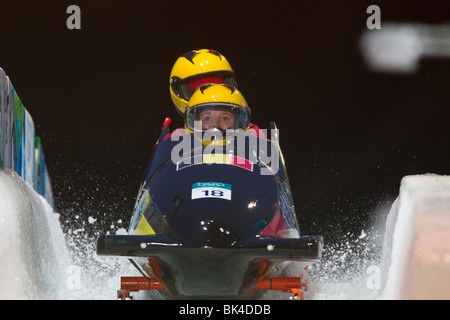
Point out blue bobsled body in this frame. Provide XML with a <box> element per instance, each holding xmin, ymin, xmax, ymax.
<box><xmin>97</xmin><ymin>121</ymin><xmax>322</xmax><ymax>299</ymax></box>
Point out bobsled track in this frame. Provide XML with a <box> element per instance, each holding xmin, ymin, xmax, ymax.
<box><xmin>0</xmin><ymin>169</ymin><xmax>448</xmax><ymax>300</ymax></box>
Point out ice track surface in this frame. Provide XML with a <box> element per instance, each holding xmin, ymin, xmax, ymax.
<box><xmin>1</xmin><ymin>169</ymin><xmax>448</xmax><ymax>299</ymax></box>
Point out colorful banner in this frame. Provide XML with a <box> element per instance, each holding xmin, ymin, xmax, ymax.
<box><xmin>0</xmin><ymin>68</ymin><xmax>54</xmax><ymax>209</ymax></box>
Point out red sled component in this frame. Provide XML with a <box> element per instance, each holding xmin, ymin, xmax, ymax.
<box><xmin>117</xmin><ymin>277</ymin><xmax>163</xmax><ymax>300</ymax></box>
<box><xmin>117</xmin><ymin>274</ymin><xmax>310</xmax><ymax>300</ymax></box>
<box><xmin>253</xmin><ymin>277</ymin><xmax>306</xmax><ymax>300</ymax></box>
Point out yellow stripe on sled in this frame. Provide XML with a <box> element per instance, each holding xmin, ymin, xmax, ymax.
<box><xmin>203</xmin><ymin>154</ymin><xmax>227</xmax><ymax>164</ymax></box>
<box><xmin>134</xmin><ymin>215</ymin><xmax>156</xmax><ymax>235</ymax></box>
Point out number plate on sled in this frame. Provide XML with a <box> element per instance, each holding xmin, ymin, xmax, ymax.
<box><xmin>191</xmin><ymin>182</ymin><xmax>232</xmax><ymax>200</ymax></box>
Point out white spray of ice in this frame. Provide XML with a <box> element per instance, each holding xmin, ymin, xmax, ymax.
<box><xmin>3</xmin><ymin>169</ymin><xmax>447</xmax><ymax>299</ymax></box>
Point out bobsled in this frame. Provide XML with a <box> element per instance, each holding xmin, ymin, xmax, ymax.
<box><xmin>96</xmin><ymin>118</ymin><xmax>323</xmax><ymax>300</ymax></box>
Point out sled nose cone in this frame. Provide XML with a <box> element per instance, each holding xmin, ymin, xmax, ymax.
<box><xmin>201</xmin><ymin>221</ymin><xmax>240</xmax><ymax>248</ymax></box>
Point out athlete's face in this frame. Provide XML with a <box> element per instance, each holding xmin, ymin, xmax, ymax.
<box><xmin>199</xmin><ymin>110</ymin><xmax>236</xmax><ymax>130</ymax></box>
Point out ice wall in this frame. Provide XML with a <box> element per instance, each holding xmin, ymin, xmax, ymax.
<box><xmin>0</xmin><ymin>169</ymin><xmax>134</xmax><ymax>300</ymax></box>
<box><xmin>0</xmin><ymin>68</ymin><xmax>53</xmax><ymax>208</ymax></box>
<box><xmin>0</xmin><ymin>68</ymin><xmax>66</xmax><ymax>298</ymax></box>
<box><xmin>0</xmin><ymin>68</ymin><xmax>131</xmax><ymax>299</ymax></box>
<box><xmin>380</xmin><ymin>174</ymin><xmax>450</xmax><ymax>299</ymax></box>
<box><xmin>0</xmin><ymin>170</ymin><xmax>69</xmax><ymax>299</ymax></box>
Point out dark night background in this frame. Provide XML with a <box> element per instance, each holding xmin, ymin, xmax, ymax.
<box><xmin>1</xmin><ymin>1</ymin><xmax>449</xmax><ymax>242</ymax></box>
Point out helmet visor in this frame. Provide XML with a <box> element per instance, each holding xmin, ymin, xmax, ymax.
<box><xmin>171</xmin><ymin>71</ymin><xmax>236</xmax><ymax>101</ymax></box>
<box><xmin>186</xmin><ymin>103</ymin><xmax>250</xmax><ymax>133</ymax></box>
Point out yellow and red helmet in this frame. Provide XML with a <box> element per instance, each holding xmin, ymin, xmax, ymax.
<box><xmin>184</xmin><ymin>84</ymin><xmax>250</xmax><ymax>135</ymax></box>
<box><xmin>169</xmin><ymin>49</ymin><xmax>237</xmax><ymax>115</ymax></box>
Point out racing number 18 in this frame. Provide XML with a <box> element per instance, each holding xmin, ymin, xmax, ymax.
<box><xmin>201</xmin><ymin>190</ymin><xmax>224</xmax><ymax>197</ymax></box>
<box><xmin>192</xmin><ymin>182</ymin><xmax>232</xmax><ymax>200</ymax></box>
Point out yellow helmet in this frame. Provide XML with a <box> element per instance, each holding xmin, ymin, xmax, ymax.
<box><xmin>169</xmin><ymin>49</ymin><xmax>237</xmax><ymax>115</ymax></box>
<box><xmin>184</xmin><ymin>84</ymin><xmax>250</xmax><ymax>135</ymax></box>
